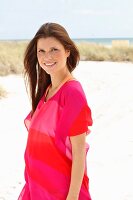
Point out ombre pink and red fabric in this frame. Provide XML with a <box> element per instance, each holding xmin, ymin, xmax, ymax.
<box><xmin>18</xmin><ymin>80</ymin><xmax>93</xmax><ymax>200</ymax></box>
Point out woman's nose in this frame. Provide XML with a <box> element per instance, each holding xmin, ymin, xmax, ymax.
<box><xmin>44</xmin><ymin>51</ymin><xmax>52</xmax><ymax>59</ymax></box>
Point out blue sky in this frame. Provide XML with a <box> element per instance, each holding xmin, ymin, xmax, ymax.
<box><xmin>0</xmin><ymin>0</ymin><xmax>133</xmax><ymax>39</ymax></box>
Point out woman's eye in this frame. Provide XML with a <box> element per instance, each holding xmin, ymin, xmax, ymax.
<box><xmin>51</xmin><ymin>48</ymin><xmax>58</xmax><ymax>52</ymax></box>
<box><xmin>39</xmin><ymin>49</ymin><xmax>45</xmax><ymax>53</ymax></box>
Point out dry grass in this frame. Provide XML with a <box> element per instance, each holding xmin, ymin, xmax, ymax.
<box><xmin>77</xmin><ymin>42</ymin><xmax>133</xmax><ymax>62</ymax></box>
<box><xmin>0</xmin><ymin>41</ymin><xmax>28</xmax><ymax>76</ymax></box>
<box><xmin>77</xmin><ymin>43</ymin><xmax>110</xmax><ymax>61</ymax></box>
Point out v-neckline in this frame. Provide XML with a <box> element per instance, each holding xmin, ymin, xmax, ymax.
<box><xmin>44</xmin><ymin>78</ymin><xmax>77</xmax><ymax>102</ymax></box>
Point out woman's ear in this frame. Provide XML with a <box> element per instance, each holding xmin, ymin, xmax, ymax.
<box><xmin>66</xmin><ymin>49</ymin><xmax>70</xmax><ymax>57</ymax></box>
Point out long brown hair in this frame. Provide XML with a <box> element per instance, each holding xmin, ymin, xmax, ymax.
<box><xmin>24</xmin><ymin>22</ymin><xmax>80</xmax><ymax>114</ymax></box>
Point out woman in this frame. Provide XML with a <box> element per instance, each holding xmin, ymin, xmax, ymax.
<box><xmin>18</xmin><ymin>22</ymin><xmax>93</xmax><ymax>200</ymax></box>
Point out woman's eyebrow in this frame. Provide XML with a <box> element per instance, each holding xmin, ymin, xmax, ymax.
<box><xmin>37</xmin><ymin>46</ymin><xmax>58</xmax><ymax>50</ymax></box>
<box><xmin>37</xmin><ymin>48</ymin><xmax>45</xmax><ymax>50</ymax></box>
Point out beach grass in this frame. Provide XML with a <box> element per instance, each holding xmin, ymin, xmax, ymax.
<box><xmin>0</xmin><ymin>41</ymin><xmax>27</xmax><ymax>76</ymax></box>
<box><xmin>0</xmin><ymin>41</ymin><xmax>133</xmax><ymax>76</ymax></box>
<box><xmin>77</xmin><ymin>42</ymin><xmax>133</xmax><ymax>62</ymax></box>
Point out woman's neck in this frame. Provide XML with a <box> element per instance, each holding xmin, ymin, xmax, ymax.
<box><xmin>50</xmin><ymin>71</ymin><xmax>74</xmax><ymax>91</ymax></box>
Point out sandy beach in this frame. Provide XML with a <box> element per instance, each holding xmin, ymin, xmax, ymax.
<box><xmin>0</xmin><ymin>61</ymin><xmax>133</xmax><ymax>200</ymax></box>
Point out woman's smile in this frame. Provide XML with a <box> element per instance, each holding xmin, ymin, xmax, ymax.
<box><xmin>44</xmin><ymin>62</ymin><xmax>57</xmax><ymax>68</ymax></box>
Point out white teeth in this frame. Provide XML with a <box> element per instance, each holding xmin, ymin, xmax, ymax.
<box><xmin>45</xmin><ymin>63</ymin><xmax>55</xmax><ymax>66</ymax></box>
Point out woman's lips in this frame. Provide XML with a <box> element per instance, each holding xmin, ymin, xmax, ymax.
<box><xmin>44</xmin><ymin>62</ymin><xmax>56</xmax><ymax>68</ymax></box>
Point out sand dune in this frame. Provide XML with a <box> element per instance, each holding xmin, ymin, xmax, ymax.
<box><xmin>0</xmin><ymin>61</ymin><xmax>133</xmax><ymax>200</ymax></box>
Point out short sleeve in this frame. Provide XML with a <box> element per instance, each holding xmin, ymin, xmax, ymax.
<box><xmin>57</xmin><ymin>84</ymin><xmax>93</xmax><ymax>137</ymax></box>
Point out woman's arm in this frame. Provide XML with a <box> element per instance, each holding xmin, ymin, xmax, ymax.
<box><xmin>66</xmin><ymin>133</ymin><xmax>86</xmax><ymax>200</ymax></box>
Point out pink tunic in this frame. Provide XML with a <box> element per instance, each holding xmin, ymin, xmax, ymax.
<box><xmin>18</xmin><ymin>80</ymin><xmax>93</xmax><ymax>200</ymax></box>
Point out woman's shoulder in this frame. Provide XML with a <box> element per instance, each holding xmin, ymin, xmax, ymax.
<box><xmin>62</xmin><ymin>79</ymin><xmax>81</xmax><ymax>91</ymax></box>
<box><xmin>62</xmin><ymin>80</ymin><xmax>87</xmax><ymax>101</ymax></box>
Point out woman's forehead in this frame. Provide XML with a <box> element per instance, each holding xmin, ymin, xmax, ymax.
<box><xmin>37</xmin><ymin>37</ymin><xmax>63</xmax><ymax>49</ymax></box>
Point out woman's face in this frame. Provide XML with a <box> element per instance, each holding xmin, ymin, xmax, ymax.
<box><xmin>37</xmin><ymin>37</ymin><xmax>70</xmax><ymax>75</ymax></box>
